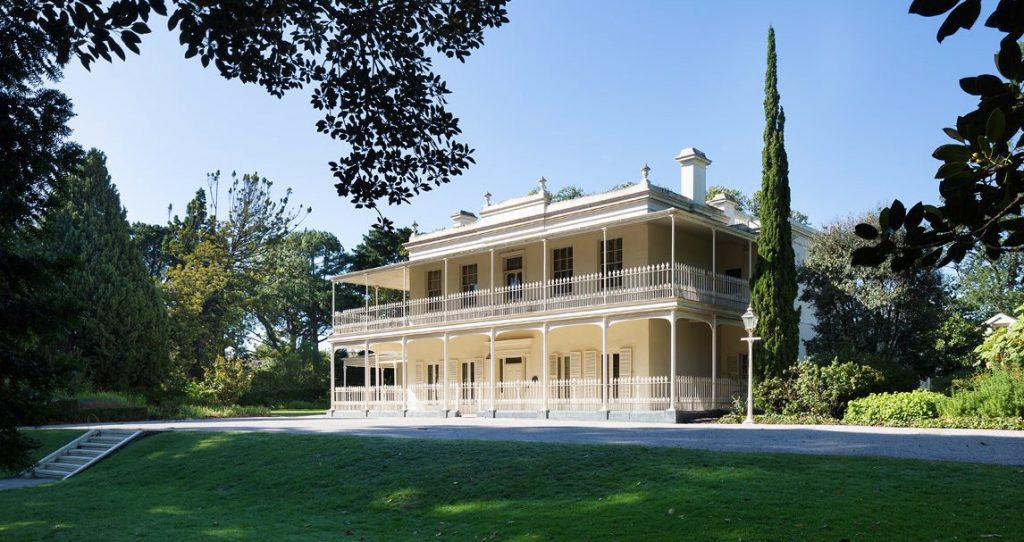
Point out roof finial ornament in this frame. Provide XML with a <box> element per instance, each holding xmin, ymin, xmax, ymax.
<box><xmin>538</xmin><ymin>176</ymin><xmax>548</xmax><ymax>195</ymax></box>
<box><xmin>484</xmin><ymin>191</ymin><xmax>492</xmax><ymax>206</ymax></box>
<box><xmin>411</xmin><ymin>221</ymin><xmax>419</xmax><ymax>235</ymax></box>
<box><xmin>641</xmin><ymin>163</ymin><xmax>651</xmax><ymax>187</ymax></box>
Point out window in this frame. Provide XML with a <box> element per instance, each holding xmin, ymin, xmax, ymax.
<box><xmin>600</xmin><ymin>238</ymin><xmax>624</xmax><ymax>288</ymax></box>
<box><xmin>504</xmin><ymin>255</ymin><xmax>524</xmax><ymax>301</ymax></box>
<box><xmin>427</xmin><ymin>269</ymin><xmax>442</xmax><ymax>312</ymax></box>
<box><xmin>461</xmin><ymin>264</ymin><xmax>478</xmax><ymax>307</ymax></box>
<box><xmin>552</xmin><ymin>246</ymin><xmax>573</xmax><ymax>295</ymax></box>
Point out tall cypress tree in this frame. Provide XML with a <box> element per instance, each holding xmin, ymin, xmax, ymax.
<box><xmin>47</xmin><ymin>149</ymin><xmax>170</xmax><ymax>397</ymax></box>
<box><xmin>751</xmin><ymin>27</ymin><xmax>800</xmax><ymax>378</ymax></box>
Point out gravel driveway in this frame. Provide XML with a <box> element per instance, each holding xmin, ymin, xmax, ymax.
<box><xmin>42</xmin><ymin>416</ymin><xmax>1024</xmax><ymax>466</ymax></box>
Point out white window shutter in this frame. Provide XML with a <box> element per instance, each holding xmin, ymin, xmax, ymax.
<box><xmin>619</xmin><ymin>348</ymin><xmax>632</xmax><ymax>377</ymax></box>
<box><xmin>549</xmin><ymin>354</ymin><xmax>558</xmax><ymax>380</ymax></box>
<box><xmin>448</xmin><ymin>359</ymin><xmax>460</xmax><ymax>383</ymax></box>
<box><xmin>583</xmin><ymin>350</ymin><xmax>598</xmax><ymax>379</ymax></box>
<box><xmin>473</xmin><ymin>359</ymin><xmax>483</xmax><ymax>383</ymax></box>
<box><xmin>569</xmin><ymin>351</ymin><xmax>582</xmax><ymax>379</ymax></box>
<box><xmin>416</xmin><ymin>362</ymin><xmax>425</xmax><ymax>384</ymax></box>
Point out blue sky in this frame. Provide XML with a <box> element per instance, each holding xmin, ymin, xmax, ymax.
<box><xmin>57</xmin><ymin>1</ymin><xmax>1005</xmax><ymax>249</ymax></box>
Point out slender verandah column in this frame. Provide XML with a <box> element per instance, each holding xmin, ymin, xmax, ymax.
<box><xmin>489</xmin><ymin>328</ymin><xmax>497</xmax><ymax>413</ymax></box>
<box><xmin>363</xmin><ymin>340</ymin><xmax>370</xmax><ymax>411</ymax></box>
<box><xmin>329</xmin><ymin>345</ymin><xmax>336</xmax><ymax>411</ymax></box>
<box><xmin>601</xmin><ymin>317</ymin><xmax>609</xmax><ymax>411</ymax></box>
<box><xmin>669</xmin><ymin>312</ymin><xmax>678</xmax><ymax>411</ymax></box>
<box><xmin>442</xmin><ymin>331</ymin><xmax>450</xmax><ymax>415</ymax></box>
<box><xmin>711</xmin><ymin>317</ymin><xmax>718</xmax><ymax>408</ymax></box>
<box><xmin>541</xmin><ymin>323</ymin><xmax>549</xmax><ymax>415</ymax></box>
<box><xmin>401</xmin><ymin>337</ymin><xmax>408</xmax><ymax>411</ymax></box>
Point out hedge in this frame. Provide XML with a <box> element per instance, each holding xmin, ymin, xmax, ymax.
<box><xmin>843</xmin><ymin>390</ymin><xmax>946</xmax><ymax>425</ymax></box>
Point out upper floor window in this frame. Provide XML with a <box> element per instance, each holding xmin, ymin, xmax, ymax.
<box><xmin>461</xmin><ymin>264</ymin><xmax>478</xmax><ymax>307</ymax></box>
<box><xmin>427</xmin><ymin>269</ymin><xmax>442</xmax><ymax>311</ymax></box>
<box><xmin>504</xmin><ymin>255</ymin><xmax>523</xmax><ymax>301</ymax></box>
<box><xmin>552</xmin><ymin>246</ymin><xmax>573</xmax><ymax>295</ymax></box>
<box><xmin>600</xmin><ymin>238</ymin><xmax>624</xmax><ymax>288</ymax></box>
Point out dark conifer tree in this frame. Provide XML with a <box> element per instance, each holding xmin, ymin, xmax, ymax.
<box><xmin>751</xmin><ymin>27</ymin><xmax>800</xmax><ymax>378</ymax></box>
<box><xmin>47</xmin><ymin>150</ymin><xmax>170</xmax><ymax>396</ymax></box>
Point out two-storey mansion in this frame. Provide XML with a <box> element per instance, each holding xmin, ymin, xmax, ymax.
<box><xmin>328</xmin><ymin>148</ymin><xmax>815</xmax><ymax>422</ymax></box>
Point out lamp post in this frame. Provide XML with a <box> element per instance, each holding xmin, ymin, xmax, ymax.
<box><xmin>740</xmin><ymin>305</ymin><xmax>760</xmax><ymax>425</ymax></box>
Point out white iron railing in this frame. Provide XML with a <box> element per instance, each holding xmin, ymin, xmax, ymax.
<box><xmin>333</xmin><ymin>262</ymin><xmax>750</xmax><ymax>334</ymax></box>
<box><xmin>607</xmin><ymin>376</ymin><xmax>671</xmax><ymax>411</ymax></box>
<box><xmin>493</xmin><ymin>380</ymin><xmax>544</xmax><ymax>411</ymax></box>
<box><xmin>548</xmin><ymin>378</ymin><xmax>603</xmax><ymax>411</ymax></box>
<box><xmin>674</xmin><ymin>376</ymin><xmax>746</xmax><ymax>411</ymax></box>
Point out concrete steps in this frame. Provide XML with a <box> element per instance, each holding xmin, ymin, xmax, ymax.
<box><xmin>30</xmin><ymin>429</ymin><xmax>143</xmax><ymax>480</ymax></box>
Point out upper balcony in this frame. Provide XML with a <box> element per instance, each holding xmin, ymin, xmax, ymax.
<box><xmin>332</xmin><ymin>261</ymin><xmax>749</xmax><ymax>336</ymax></box>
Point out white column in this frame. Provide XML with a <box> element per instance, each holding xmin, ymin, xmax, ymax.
<box><xmin>489</xmin><ymin>328</ymin><xmax>497</xmax><ymax>412</ymax></box>
<box><xmin>443</xmin><ymin>258</ymin><xmax>449</xmax><ymax>319</ymax></box>
<box><xmin>602</xmin><ymin>227</ymin><xmax>608</xmax><ymax>303</ymax></box>
<box><xmin>541</xmin><ymin>323</ymin><xmax>549</xmax><ymax>413</ymax></box>
<box><xmin>489</xmin><ymin>249</ymin><xmax>495</xmax><ymax>310</ymax></box>
<box><xmin>669</xmin><ymin>312</ymin><xmax>677</xmax><ymax>410</ymax></box>
<box><xmin>331</xmin><ymin>280</ymin><xmax>336</xmax><ymax>332</ymax></box>
<box><xmin>343</xmin><ymin>348</ymin><xmax>347</xmax><ymax>387</ymax></box>
<box><xmin>403</xmin><ymin>266</ymin><xmax>408</xmax><ymax>326</ymax></box>
<box><xmin>442</xmin><ymin>332</ymin><xmax>450</xmax><ymax>414</ymax></box>
<box><xmin>712</xmin><ymin>229</ymin><xmax>717</xmax><ymax>275</ymax></box>
<box><xmin>670</xmin><ymin>215</ymin><xmax>676</xmax><ymax>295</ymax></box>
<box><xmin>711</xmin><ymin>318</ymin><xmax>718</xmax><ymax>408</ymax></box>
<box><xmin>363</xmin><ymin>274</ymin><xmax>369</xmax><ymax>332</ymax></box>
<box><xmin>542</xmin><ymin>238</ymin><xmax>548</xmax><ymax>311</ymax></box>
<box><xmin>600</xmin><ymin>317</ymin><xmax>609</xmax><ymax>411</ymax></box>
<box><xmin>329</xmin><ymin>345</ymin><xmax>336</xmax><ymax>410</ymax></box>
<box><xmin>363</xmin><ymin>340</ymin><xmax>370</xmax><ymax>411</ymax></box>
<box><xmin>401</xmin><ymin>337</ymin><xmax>408</xmax><ymax>411</ymax></box>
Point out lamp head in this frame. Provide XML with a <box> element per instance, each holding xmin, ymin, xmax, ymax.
<box><xmin>742</xmin><ymin>305</ymin><xmax>758</xmax><ymax>333</ymax></box>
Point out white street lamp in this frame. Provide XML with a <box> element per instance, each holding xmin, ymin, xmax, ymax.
<box><xmin>740</xmin><ymin>305</ymin><xmax>761</xmax><ymax>425</ymax></box>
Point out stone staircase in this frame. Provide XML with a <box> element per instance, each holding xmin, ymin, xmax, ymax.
<box><xmin>30</xmin><ymin>429</ymin><xmax>143</xmax><ymax>480</ymax></box>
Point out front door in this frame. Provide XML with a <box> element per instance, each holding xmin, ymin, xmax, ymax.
<box><xmin>501</xmin><ymin>356</ymin><xmax>523</xmax><ymax>382</ymax></box>
<box><xmin>461</xmin><ymin>361</ymin><xmax>477</xmax><ymax>400</ymax></box>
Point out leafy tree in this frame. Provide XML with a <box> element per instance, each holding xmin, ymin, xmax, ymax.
<box><xmin>130</xmin><ymin>222</ymin><xmax>173</xmax><ymax>280</ymax></box>
<box><xmin>800</xmin><ymin>214</ymin><xmax>950</xmax><ymax>380</ymax></box>
<box><xmin>8</xmin><ymin>1</ymin><xmax>510</xmax><ymax>226</ymax></box>
<box><xmin>44</xmin><ymin>150</ymin><xmax>171</xmax><ymax>396</ymax></box>
<box><xmin>954</xmin><ymin>249</ymin><xmax>1024</xmax><ymax>321</ymax></box>
<box><xmin>0</xmin><ymin>6</ymin><xmax>82</xmax><ymax>470</ymax></box>
<box><xmin>750</xmin><ymin>27</ymin><xmax>801</xmax><ymax>379</ymax></box>
<box><xmin>706</xmin><ymin>185</ymin><xmax>810</xmax><ymax>225</ymax></box>
<box><xmin>854</xmin><ymin>1</ymin><xmax>1024</xmax><ymax>269</ymax></box>
<box><xmin>251</xmin><ymin>230</ymin><xmax>348</xmax><ymax>352</ymax></box>
<box><xmin>976</xmin><ymin>305</ymin><xmax>1024</xmax><ymax>370</ymax></box>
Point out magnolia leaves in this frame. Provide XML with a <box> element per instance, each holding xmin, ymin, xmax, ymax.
<box><xmin>855</xmin><ymin>0</ymin><xmax>1024</xmax><ymax>270</ymax></box>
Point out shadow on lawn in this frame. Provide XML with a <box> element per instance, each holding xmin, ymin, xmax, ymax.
<box><xmin>0</xmin><ymin>431</ymin><xmax>1021</xmax><ymax>541</ymax></box>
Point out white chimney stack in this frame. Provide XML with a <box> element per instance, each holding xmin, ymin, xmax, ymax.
<box><xmin>675</xmin><ymin>147</ymin><xmax>711</xmax><ymax>204</ymax></box>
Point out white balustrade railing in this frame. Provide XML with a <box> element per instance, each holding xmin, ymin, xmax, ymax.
<box><xmin>674</xmin><ymin>376</ymin><xmax>747</xmax><ymax>411</ymax></box>
<box><xmin>334</xmin><ymin>262</ymin><xmax>750</xmax><ymax>333</ymax></box>
<box><xmin>548</xmin><ymin>378</ymin><xmax>603</xmax><ymax>411</ymax></box>
<box><xmin>493</xmin><ymin>380</ymin><xmax>544</xmax><ymax>411</ymax></box>
<box><xmin>335</xmin><ymin>376</ymin><xmax>745</xmax><ymax>412</ymax></box>
<box><xmin>607</xmin><ymin>376</ymin><xmax>671</xmax><ymax>411</ymax></box>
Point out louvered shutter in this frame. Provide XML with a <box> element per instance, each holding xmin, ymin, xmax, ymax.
<box><xmin>569</xmin><ymin>351</ymin><xmax>582</xmax><ymax>379</ymax></box>
<box><xmin>583</xmin><ymin>350</ymin><xmax>598</xmax><ymax>379</ymax></box>
<box><xmin>448</xmin><ymin>359</ymin><xmax>460</xmax><ymax>384</ymax></box>
<box><xmin>416</xmin><ymin>362</ymin><xmax>425</xmax><ymax>384</ymax></box>
<box><xmin>619</xmin><ymin>348</ymin><xmax>632</xmax><ymax>377</ymax></box>
<box><xmin>473</xmin><ymin>359</ymin><xmax>484</xmax><ymax>384</ymax></box>
<box><xmin>549</xmin><ymin>354</ymin><xmax>558</xmax><ymax>380</ymax></box>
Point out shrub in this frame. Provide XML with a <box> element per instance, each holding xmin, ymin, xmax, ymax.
<box><xmin>844</xmin><ymin>390</ymin><xmax>946</xmax><ymax>425</ymax></box>
<box><xmin>941</xmin><ymin>368</ymin><xmax>1024</xmax><ymax>418</ymax></box>
<box><xmin>749</xmin><ymin>359</ymin><xmax>888</xmax><ymax>418</ymax></box>
<box><xmin>186</xmin><ymin>355</ymin><xmax>253</xmax><ymax>406</ymax></box>
<box><xmin>242</xmin><ymin>345</ymin><xmax>327</xmax><ymax>407</ymax></box>
<box><xmin>976</xmin><ymin>311</ymin><xmax>1024</xmax><ymax>369</ymax></box>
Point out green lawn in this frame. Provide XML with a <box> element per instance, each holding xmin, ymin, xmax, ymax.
<box><xmin>0</xmin><ymin>432</ymin><xmax>1021</xmax><ymax>541</ymax></box>
<box><xmin>1</xmin><ymin>430</ymin><xmax>84</xmax><ymax>477</ymax></box>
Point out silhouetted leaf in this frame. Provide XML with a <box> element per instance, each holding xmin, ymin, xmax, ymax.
<box><xmin>986</xmin><ymin>108</ymin><xmax>1006</xmax><ymax>142</ymax></box>
<box><xmin>943</xmin><ymin>127</ymin><xmax>965</xmax><ymax>142</ymax></box>
<box><xmin>909</xmin><ymin>0</ymin><xmax>960</xmax><ymax>17</ymax></box>
<box><xmin>936</xmin><ymin>0</ymin><xmax>981</xmax><ymax>42</ymax></box>
<box><xmin>889</xmin><ymin>200</ymin><xmax>907</xmax><ymax>229</ymax></box>
<box><xmin>854</xmin><ymin>223</ymin><xmax>879</xmax><ymax>240</ymax></box>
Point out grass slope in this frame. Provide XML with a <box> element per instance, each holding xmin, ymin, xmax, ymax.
<box><xmin>0</xmin><ymin>432</ymin><xmax>1021</xmax><ymax>541</ymax></box>
<box><xmin>2</xmin><ymin>430</ymin><xmax>85</xmax><ymax>477</ymax></box>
